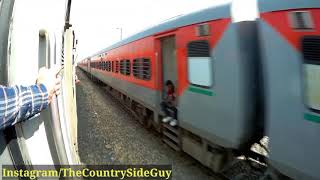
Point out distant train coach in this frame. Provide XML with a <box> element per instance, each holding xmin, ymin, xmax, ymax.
<box><xmin>78</xmin><ymin>0</ymin><xmax>320</xmax><ymax>179</ymax></box>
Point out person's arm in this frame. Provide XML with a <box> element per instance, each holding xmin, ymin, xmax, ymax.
<box><xmin>163</xmin><ymin>93</ymin><xmax>168</xmax><ymax>102</ymax></box>
<box><xmin>167</xmin><ymin>93</ymin><xmax>177</xmax><ymax>107</ymax></box>
<box><xmin>0</xmin><ymin>84</ymin><xmax>49</xmax><ymax>130</ymax></box>
<box><xmin>172</xmin><ymin>94</ymin><xmax>177</xmax><ymax>107</ymax></box>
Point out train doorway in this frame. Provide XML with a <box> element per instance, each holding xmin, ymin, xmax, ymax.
<box><xmin>161</xmin><ymin>36</ymin><xmax>177</xmax><ymax>98</ymax></box>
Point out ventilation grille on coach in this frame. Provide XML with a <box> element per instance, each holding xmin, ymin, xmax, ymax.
<box><xmin>290</xmin><ymin>11</ymin><xmax>314</xmax><ymax>30</ymax></box>
<box><xmin>197</xmin><ymin>24</ymin><xmax>210</xmax><ymax>37</ymax></box>
<box><xmin>302</xmin><ymin>36</ymin><xmax>320</xmax><ymax>64</ymax></box>
<box><xmin>187</xmin><ymin>40</ymin><xmax>210</xmax><ymax>57</ymax></box>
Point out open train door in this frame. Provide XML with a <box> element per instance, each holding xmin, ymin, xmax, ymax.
<box><xmin>154</xmin><ymin>32</ymin><xmax>181</xmax><ymax>150</ymax></box>
<box><xmin>160</xmin><ymin>36</ymin><xmax>178</xmax><ymax>97</ymax></box>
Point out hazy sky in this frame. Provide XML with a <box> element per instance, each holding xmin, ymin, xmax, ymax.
<box><xmin>71</xmin><ymin>0</ymin><xmax>231</xmax><ymax>60</ymax></box>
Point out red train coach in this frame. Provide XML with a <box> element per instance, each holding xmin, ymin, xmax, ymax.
<box><xmin>79</xmin><ymin>2</ymin><xmax>242</xmax><ymax>173</ymax></box>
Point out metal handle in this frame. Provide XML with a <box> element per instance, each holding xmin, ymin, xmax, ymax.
<box><xmin>39</xmin><ymin>29</ymin><xmax>69</xmax><ymax>165</ymax></box>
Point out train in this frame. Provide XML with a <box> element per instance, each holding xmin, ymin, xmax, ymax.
<box><xmin>0</xmin><ymin>0</ymin><xmax>80</xmax><ymax>172</ymax></box>
<box><xmin>78</xmin><ymin>0</ymin><xmax>320</xmax><ymax>179</ymax></box>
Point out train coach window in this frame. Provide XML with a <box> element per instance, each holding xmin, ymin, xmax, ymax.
<box><xmin>120</xmin><ymin>60</ymin><xmax>125</xmax><ymax>74</ymax></box>
<box><xmin>111</xmin><ymin>61</ymin><xmax>114</xmax><ymax>72</ymax></box>
<box><xmin>116</xmin><ymin>61</ymin><xmax>119</xmax><ymax>73</ymax></box>
<box><xmin>125</xmin><ymin>60</ymin><xmax>131</xmax><ymax>76</ymax></box>
<box><xmin>133</xmin><ymin>59</ymin><xmax>140</xmax><ymax>78</ymax></box>
<box><xmin>102</xmin><ymin>61</ymin><xmax>107</xmax><ymax>71</ymax></box>
<box><xmin>106</xmin><ymin>61</ymin><xmax>109</xmax><ymax>71</ymax></box>
<box><xmin>187</xmin><ymin>40</ymin><xmax>212</xmax><ymax>88</ymax></box>
<box><xmin>133</xmin><ymin>58</ymin><xmax>151</xmax><ymax>80</ymax></box>
<box><xmin>302</xmin><ymin>36</ymin><xmax>320</xmax><ymax>112</ymax></box>
<box><xmin>142</xmin><ymin>59</ymin><xmax>151</xmax><ymax>80</ymax></box>
<box><xmin>120</xmin><ymin>60</ymin><xmax>131</xmax><ymax>76</ymax></box>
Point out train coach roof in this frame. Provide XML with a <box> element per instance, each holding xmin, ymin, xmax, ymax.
<box><xmin>258</xmin><ymin>0</ymin><xmax>320</xmax><ymax>13</ymax></box>
<box><xmin>88</xmin><ymin>3</ymin><xmax>230</xmax><ymax>59</ymax></box>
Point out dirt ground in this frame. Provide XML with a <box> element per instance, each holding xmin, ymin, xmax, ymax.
<box><xmin>76</xmin><ymin>68</ymin><xmax>222</xmax><ymax>180</ymax></box>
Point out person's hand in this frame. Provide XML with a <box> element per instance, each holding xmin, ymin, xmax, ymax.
<box><xmin>75</xmin><ymin>75</ymin><xmax>80</xmax><ymax>84</ymax></box>
<box><xmin>36</xmin><ymin>66</ymin><xmax>61</xmax><ymax>103</ymax></box>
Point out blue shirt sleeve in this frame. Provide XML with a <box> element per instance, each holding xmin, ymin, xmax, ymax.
<box><xmin>0</xmin><ymin>84</ymin><xmax>49</xmax><ymax>130</ymax></box>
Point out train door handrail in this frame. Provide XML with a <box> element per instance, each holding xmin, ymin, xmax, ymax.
<box><xmin>39</xmin><ymin>29</ymin><xmax>69</xmax><ymax>165</ymax></box>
